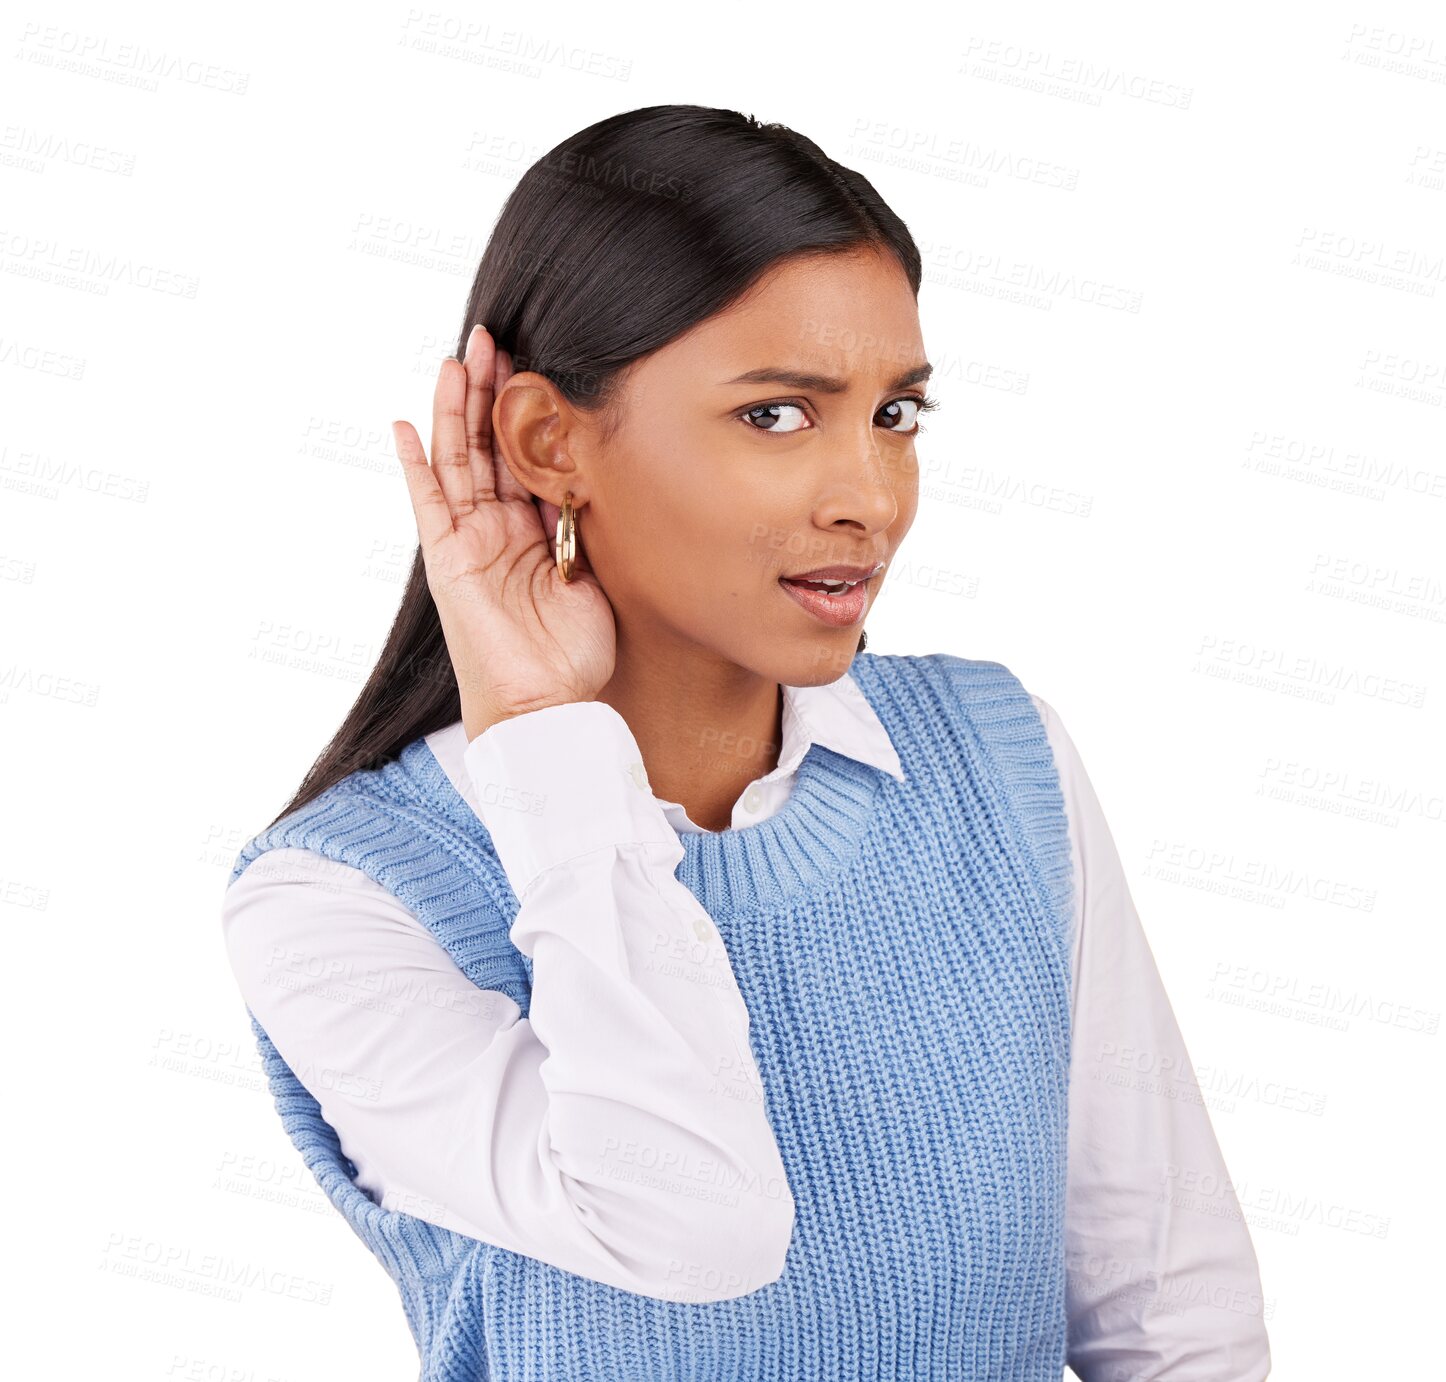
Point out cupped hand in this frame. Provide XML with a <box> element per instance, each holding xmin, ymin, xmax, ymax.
<box><xmin>391</xmin><ymin>325</ymin><xmax>616</xmax><ymax>737</ymax></box>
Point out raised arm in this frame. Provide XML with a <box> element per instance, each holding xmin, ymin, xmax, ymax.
<box><xmin>222</xmin><ymin>698</ymin><xmax>794</xmax><ymax>1301</ymax></box>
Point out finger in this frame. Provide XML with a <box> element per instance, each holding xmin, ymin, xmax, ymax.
<box><xmin>537</xmin><ymin>497</ymin><xmax>557</xmax><ymax>560</ymax></box>
<box><xmin>488</xmin><ymin>345</ymin><xmax>533</xmax><ymax>505</ymax></box>
<box><xmin>461</xmin><ymin>324</ymin><xmax>498</xmax><ymax>504</ymax></box>
<box><xmin>392</xmin><ymin>419</ymin><xmax>454</xmax><ymax>548</ymax></box>
<box><xmin>429</xmin><ymin>354</ymin><xmax>474</xmax><ymax>519</ymax></box>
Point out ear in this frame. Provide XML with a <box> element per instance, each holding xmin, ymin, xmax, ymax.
<box><xmin>491</xmin><ymin>371</ymin><xmax>588</xmax><ymax>510</ymax></box>
<box><xmin>492</xmin><ymin>371</ymin><xmax>603</xmax><ymax>580</ymax></box>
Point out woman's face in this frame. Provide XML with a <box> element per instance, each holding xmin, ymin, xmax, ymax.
<box><xmin>569</xmin><ymin>244</ymin><xmax>927</xmax><ymax>687</ymax></box>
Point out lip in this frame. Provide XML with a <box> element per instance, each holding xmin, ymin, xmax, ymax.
<box><xmin>777</xmin><ymin>566</ymin><xmax>880</xmax><ymax>628</ymax></box>
<box><xmin>782</xmin><ymin>561</ymin><xmax>886</xmax><ymax>582</ymax></box>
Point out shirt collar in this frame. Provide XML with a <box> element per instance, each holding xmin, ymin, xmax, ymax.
<box><xmin>426</xmin><ymin>670</ymin><xmax>905</xmax><ymax>824</ymax></box>
<box><xmin>771</xmin><ymin>671</ymin><xmax>905</xmax><ymax>785</ymax></box>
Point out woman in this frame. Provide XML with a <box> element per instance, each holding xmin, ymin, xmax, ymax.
<box><xmin>221</xmin><ymin>105</ymin><xmax>1271</xmax><ymax>1379</ymax></box>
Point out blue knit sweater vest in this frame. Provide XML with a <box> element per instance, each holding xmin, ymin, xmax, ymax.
<box><xmin>228</xmin><ymin>652</ymin><xmax>1075</xmax><ymax>1380</ymax></box>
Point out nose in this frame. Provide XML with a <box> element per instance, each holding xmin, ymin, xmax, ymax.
<box><xmin>812</xmin><ymin>433</ymin><xmax>903</xmax><ymax>537</ymax></box>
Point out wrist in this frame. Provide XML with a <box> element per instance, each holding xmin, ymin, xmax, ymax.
<box><xmin>461</xmin><ymin>695</ymin><xmax>595</xmax><ymax>744</ymax></box>
<box><xmin>462</xmin><ymin>703</ymin><xmax>514</xmax><ymax>743</ymax></box>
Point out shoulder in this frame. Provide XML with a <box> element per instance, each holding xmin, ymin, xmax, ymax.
<box><xmin>222</xmin><ymin>844</ymin><xmax>427</xmax><ymax>946</ymax></box>
<box><xmin>226</xmin><ymin>731</ymin><xmax>499</xmax><ymax>892</ymax></box>
<box><xmin>877</xmin><ymin>651</ymin><xmax>1078</xmax><ymax>927</ymax></box>
<box><xmin>846</xmin><ymin>649</ymin><xmax>1009</xmax><ymax>709</ymax></box>
<box><xmin>853</xmin><ymin>649</ymin><xmax>1036</xmax><ymax>703</ymax></box>
<box><xmin>225</xmin><ymin>844</ymin><xmax>395</xmax><ymax>903</ymax></box>
<box><xmin>220</xmin><ymin>845</ymin><xmax>440</xmax><ymax>1000</ymax></box>
<box><xmin>847</xmin><ymin>651</ymin><xmax>1069</xmax><ymax>770</ymax></box>
<box><xmin>1014</xmin><ymin>690</ymin><xmax>1086</xmax><ymax>797</ymax></box>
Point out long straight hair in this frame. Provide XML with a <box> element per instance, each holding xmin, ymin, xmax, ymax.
<box><xmin>267</xmin><ymin>104</ymin><xmax>922</xmax><ymax>828</ymax></box>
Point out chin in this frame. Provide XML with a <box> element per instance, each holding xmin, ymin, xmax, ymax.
<box><xmin>770</xmin><ymin>640</ymin><xmax>863</xmax><ymax>686</ymax></box>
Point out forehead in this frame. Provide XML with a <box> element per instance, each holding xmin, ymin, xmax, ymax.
<box><xmin>647</xmin><ymin>247</ymin><xmax>925</xmax><ymax>386</ymax></box>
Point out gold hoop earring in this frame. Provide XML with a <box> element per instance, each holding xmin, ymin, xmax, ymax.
<box><xmin>555</xmin><ymin>489</ymin><xmax>577</xmax><ymax>582</ymax></box>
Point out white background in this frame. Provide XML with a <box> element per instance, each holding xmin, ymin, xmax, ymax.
<box><xmin>4</xmin><ymin>0</ymin><xmax>1442</xmax><ymax>1376</ymax></box>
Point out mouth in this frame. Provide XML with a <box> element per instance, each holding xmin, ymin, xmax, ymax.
<box><xmin>777</xmin><ymin>562</ymin><xmax>884</xmax><ymax>629</ymax></box>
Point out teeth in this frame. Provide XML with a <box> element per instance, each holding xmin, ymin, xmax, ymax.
<box><xmin>785</xmin><ymin>575</ymin><xmax>864</xmax><ymax>595</ymax></box>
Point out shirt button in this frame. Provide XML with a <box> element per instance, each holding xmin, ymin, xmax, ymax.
<box><xmin>628</xmin><ymin>761</ymin><xmax>648</xmax><ymax>791</ymax></box>
<box><xmin>742</xmin><ymin>785</ymin><xmax>763</xmax><ymax>813</ymax></box>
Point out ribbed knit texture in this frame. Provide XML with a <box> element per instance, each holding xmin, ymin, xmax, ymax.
<box><xmin>228</xmin><ymin>652</ymin><xmax>1076</xmax><ymax>1380</ymax></box>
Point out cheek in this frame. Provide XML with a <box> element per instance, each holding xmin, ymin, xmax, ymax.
<box><xmin>613</xmin><ymin>470</ymin><xmax>762</xmax><ymax>591</ymax></box>
<box><xmin>899</xmin><ymin>479</ymin><xmax>921</xmax><ymax>526</ymax></box>
<box><xmin>890</xmin><ymin>457</ymin><xmax>921</xmax><ymax>530</ymax></box>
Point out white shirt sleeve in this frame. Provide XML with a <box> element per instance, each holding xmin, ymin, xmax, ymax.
<box><xmin>221</xmin><ymin>700</ymin><xmax>795</xmax><ymax>1304</ymax></box>
<box><xmin>1031</xmin><ymin>695</ymin><xmax>1272</xmax><ymax>1380</ymax></box>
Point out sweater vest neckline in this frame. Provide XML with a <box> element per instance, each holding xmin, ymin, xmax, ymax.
<box><xmin>399</xmin><ymin>662</ymin><xmax>893</xmax><ymax>917</ymax></box>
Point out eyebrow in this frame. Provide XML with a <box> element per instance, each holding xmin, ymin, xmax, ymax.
<box><xmin>720</xmin><ymin>362</ymin><xmax>933</xmax><ymax>393</ymax></box>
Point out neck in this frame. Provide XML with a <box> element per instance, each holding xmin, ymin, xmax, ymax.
<box><xmin>596</xmin><ymin>645</ymin><xmax>784</xmax><ymax>833</ymax></box>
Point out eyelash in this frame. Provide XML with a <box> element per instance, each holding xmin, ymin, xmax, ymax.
<box><xmin>737</xmin><ymin>393</ymin><xmax>942</xmax><ymax>437</ymax></box>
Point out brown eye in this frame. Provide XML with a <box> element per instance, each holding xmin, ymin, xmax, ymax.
<box><xmin>741</xmin><ymin>402</ymin><xmax>810</xmax><ymax>433</ymax></box>
<box><xmin>879</xmin><ymin>398</ymin><xmax>923</xmax><ymax>432</ymax></box>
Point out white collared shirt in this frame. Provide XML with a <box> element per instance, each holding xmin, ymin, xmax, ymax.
<box><xmin>221</xmin><ymin>674</ymin><xmax>1270</xmax><ymax>1376</ymax></box>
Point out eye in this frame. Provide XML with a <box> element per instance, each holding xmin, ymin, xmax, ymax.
<box><xmin>880</xmin><ymin>394</ymin><xmax>941</xmax><ymax>435</ymax></box>
<box><xmin>736</xmin><ymin>392</ymin><xmax>941</xmax><ymax>437</ymax></box>
<box><xmin>740</xmin><ymin>402</ymin><xmax>810</xmax><ymax>434</ymax></box>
